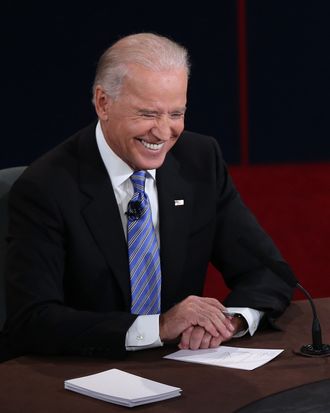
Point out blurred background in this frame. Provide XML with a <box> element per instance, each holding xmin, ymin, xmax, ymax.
<box><xmin>2</xmin><ymin>0</ymin><xmax>330</xmax><ymax>298</ymax></box>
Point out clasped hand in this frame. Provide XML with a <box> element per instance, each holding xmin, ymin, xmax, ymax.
<box><xmin>159</xmin><ymin>295</ymin><xmax>241</xmax><ymax>350</ymax></box>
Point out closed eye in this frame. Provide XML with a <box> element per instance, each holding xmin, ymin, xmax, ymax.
<box><xmin>142</xmin><ymin>113</ymin><xmax>157</xmax><ymax>119</ymax></box>
<box><xmin>137</xmin><ymin>110</ymin><xmax>159</xmax><ymax>119</ymax></box>
<box><xmin>170</xmin><ymin>112</ymin><xmax>185</xmax><ymax>119</ymax></box>
<box><xmin>136</xmin><ymin>109</ymin><xmax>186</xmax><ymax>120</ymax></box>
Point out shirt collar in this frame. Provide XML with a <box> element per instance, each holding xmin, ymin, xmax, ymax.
<box><xmin>95</xmin><ymin>121</ymin><xmax>156</xmax><ymax>189</ymax></box>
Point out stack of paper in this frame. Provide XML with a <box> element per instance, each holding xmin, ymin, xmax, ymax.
<box><xmin>64</xmin><ymin>368</ymin><xmax>182</xmax><ymax>407</ymax></box>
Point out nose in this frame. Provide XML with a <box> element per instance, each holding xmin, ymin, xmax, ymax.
<box><xmin>151</xmin><ymin>116</ymin><xmax>172</xmax><ymax>141</ymax></box>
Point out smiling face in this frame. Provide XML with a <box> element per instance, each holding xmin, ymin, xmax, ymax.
<box><xmin>94</xmin><ymin>64</ymin><xmax>188</xmax><ymax>171</ymax></box>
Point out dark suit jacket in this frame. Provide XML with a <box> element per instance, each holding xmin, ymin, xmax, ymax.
<box><xmin>2</xmin><ymin>123</ymin><xmax>292</xmax><ymax>359</ymax></box>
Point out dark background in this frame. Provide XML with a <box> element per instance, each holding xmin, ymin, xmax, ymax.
<box><xmin>2</xmin><ymin>0</ymin><xmax>330</xmax><ymax>168</ymax></box>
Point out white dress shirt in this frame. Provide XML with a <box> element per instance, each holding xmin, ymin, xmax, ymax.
<box><xmin>95</xmin><ymin>122</ymin><xmax>263</xmax><ymax>349</ymax></box>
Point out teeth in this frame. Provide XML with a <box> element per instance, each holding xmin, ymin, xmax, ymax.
<box><xmin>140</xmin><ymin>140</ymin><xmax>164</xmax><ymax>150</ymax></box>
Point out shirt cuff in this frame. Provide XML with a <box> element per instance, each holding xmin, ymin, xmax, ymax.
<box><xmin>226</xmin><ymin>307</ymin><xmax>264</xmax><ymax>337</ymax></box>
<box><xmin>125</xmin><ymin>314</ymin><xmax>163</xmax><ymax>351</ymax></box>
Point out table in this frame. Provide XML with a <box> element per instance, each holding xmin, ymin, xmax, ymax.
<box><xmin>1</xmin><ymin>298</ymin><xmax>329</xmax><ymax>412</ymax></box>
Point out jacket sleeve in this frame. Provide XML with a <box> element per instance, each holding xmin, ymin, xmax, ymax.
<box><xmin>4</xmin><ymin>173</ymin><xmax>137</xmax><ymax>359</ymax></box>
<box><xmin>209</xmin><ymin>139</ymin><xmax>293</xmax><ymax>323</ymax></box>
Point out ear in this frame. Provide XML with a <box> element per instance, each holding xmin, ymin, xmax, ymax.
<box><xmin>94</xmin><ymin>86</ymin><xmax>113</xmax><ymax>120</ymax></box>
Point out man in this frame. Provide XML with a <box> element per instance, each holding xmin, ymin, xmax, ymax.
<box><xmin>2</xmin><ymin>33</ymin><xmax>293</xmax><ymax>360</ymax></box>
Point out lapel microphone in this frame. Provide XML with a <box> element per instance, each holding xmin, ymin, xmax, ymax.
<box><xmin>238</xmin><ymin>237</ymin><xmax>330</xmax><ymax>357</ymax></box>
<box><xmin>126</xmin><ymin>201</ymin><xmax>143</xmax><ymax>220</ymax></box>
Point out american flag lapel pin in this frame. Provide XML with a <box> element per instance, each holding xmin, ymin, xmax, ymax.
<box><xmin>174</xmin><ymin>199</ymin><xmax>184</xmax><ymax>206</ymax></box>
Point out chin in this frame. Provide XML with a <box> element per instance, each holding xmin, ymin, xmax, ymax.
<box><xmin>134</xmin><ymin>155</ymin><xmax>167</xmax><ymax>171</ymax></box>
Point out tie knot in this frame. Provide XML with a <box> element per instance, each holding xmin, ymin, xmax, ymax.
<box><xmin>130</xmin><ymin>171</ymin><xmax>147</xmax><ymax>193</ymax></box>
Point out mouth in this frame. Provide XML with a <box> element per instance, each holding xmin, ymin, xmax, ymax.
<box><xmin>138</xmin><ymin>138</ymin><xmax>165</xmax><ymax>151</ymax></box>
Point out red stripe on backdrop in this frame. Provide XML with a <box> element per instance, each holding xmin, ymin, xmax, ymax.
<box><xmin>237</xmin><ymin>0</ymin><xmax>249</xmax><ymax>165</ymax></box>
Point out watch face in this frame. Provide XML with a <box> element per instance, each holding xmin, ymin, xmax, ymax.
<box><xmin>222</xmin><ymin>311</ymin><xmax>239</xmax><ymax>318</ymax></box>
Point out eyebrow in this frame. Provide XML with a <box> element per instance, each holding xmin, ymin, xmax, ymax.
<box><xmin>137</xmin><ymin>109</ymin><xmax>159</xmax><ymax>115</ymax></box>
<box><xmin>137</xmin><ymin>107</ymin><xmax>187</xmax><ymax>115</ymax></box>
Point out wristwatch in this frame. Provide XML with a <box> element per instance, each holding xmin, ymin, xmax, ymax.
<box><xmin>223</xmin><ymin>312</ymin><xmax>248</xmax><ymax>331</ymax></box>
<box><xmin>233</xmin><ymin>313</ymin><xmax>248</xmax><ymax>331</ymax></box>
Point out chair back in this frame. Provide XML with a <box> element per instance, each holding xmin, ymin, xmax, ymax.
<box><xmin>0</xmin><ymin>167</ymin><xmax>26</xmax><ymax>330</ymax></box>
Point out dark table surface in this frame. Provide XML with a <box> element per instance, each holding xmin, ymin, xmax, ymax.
<box><xmin>1</xmin><ymin>298</ymin><xmax>329</xmax><ymax>413</ymax></box>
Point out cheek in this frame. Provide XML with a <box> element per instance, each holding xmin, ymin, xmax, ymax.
<box><xmin>175</xmin><ymin>120</ymin><xmax>185</xmax><ymax>134</ymax></box>
<box><xmin>127</xmin><ymin>120</ymin><xmax>153</xmax><ymax>138</ymax></box>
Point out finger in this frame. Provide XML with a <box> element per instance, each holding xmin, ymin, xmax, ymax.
<box><xmin>192</xmin><ymin>314</ymin><xmax>220</xmax><ymax>338</ymax></box>
<box><xmin>179</xmin><ymin>326</ymin><xmax>212</xmax><ymax>350</ymax></box>
<box><xmin>199</xmin><ymin>331</ymin><xmax>212</xmax><ymax>349</ymax></box>
<box><xmin>220</xmin><ymin>312</ymin><xmax>237</xmax><ymax>332</ymax></box>
<box><xmin>209</xmin><ymin>334</ymin><xmax>225</xmax><ymax>348</ymax></box>
<box><xmin>179</xmin><ymin>326</ymin><xmax>194</xmax><ymax>350</ymax></box>
<box><xmin>189</xmin><ymin>326</ymin><xmax>206</xmax><ymax>350</ymax></box>
<box><xmin>186</xmin><ymin>297</ymin><xmax>233</xmax><ymax>332</ymax></box>
<box><xmin>196</xmin><ymin>308</ymin><xmax>235</xmax><ymax>338</ymax></box>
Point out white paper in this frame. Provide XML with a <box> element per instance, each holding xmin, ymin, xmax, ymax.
<box><xmin>164</xmin><ymin>346</ymin><xmax>284</xmax><ymax>370</ymax></box>
<box><xmin>65</xmin><ymin>368</ymin><xmax>182</xmax><ymax>407</ymax></box>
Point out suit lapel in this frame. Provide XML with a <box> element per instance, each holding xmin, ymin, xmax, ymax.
<box><xmin>75</xmin><ymin>126</ymin><xmax>194</xmax><ymax>311</ymax></box>
<box><xmin>157</xmin><ymin>152</ymin><xmax>193</xmax><ymax>309</ymax></box>
<box><xmin>77</xmin><ymin>128</ymin><xmax>131</xmax><ymax>310</ymax></box>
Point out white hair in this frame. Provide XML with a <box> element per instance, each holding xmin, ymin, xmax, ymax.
<box><xmin>92</xmin><ymin>33</ymin><xmax>190</xmax><ymax>103</ymax></box>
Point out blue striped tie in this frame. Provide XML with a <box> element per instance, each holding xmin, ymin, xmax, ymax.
<box><xmin>127</xmin><ymin>171</ymin><xmax>161</xmax><ymax>315</ymax></box>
